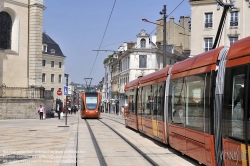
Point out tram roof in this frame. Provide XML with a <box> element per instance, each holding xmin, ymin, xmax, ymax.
<box><xmin>139</xmin><ymin>66</ymin><xmax>171</xmax><ymax>84</ymax></box>
<box><xmin>171</xmin><ymin>46</ymin><xmax>223</xmax><ymax>74</ymax></box>
<box><xmin>124</xmin><ymin>78</ymin><xmax>140</xmax><ymax>90</ymax></box>
<box><xmin>227</xmin><ymin>36</ymin><xmax>250</xmax><ymax>60</ymax></box>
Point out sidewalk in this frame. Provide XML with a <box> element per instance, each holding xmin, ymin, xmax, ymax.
<box><xmin>0</xmin><ymin>113</ymin><xmax>79</xmax><ymax>166</ymax></box>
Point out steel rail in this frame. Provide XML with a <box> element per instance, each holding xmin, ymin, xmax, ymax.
<box><xmin>85</xmin><ymin>119</ymin><xmax>107</xmax><ymax>166</ymax></box>
<box><xmin>98</xmin><ymin>119</ymin><xmax>159</xmax><ymax>166</ymax></box>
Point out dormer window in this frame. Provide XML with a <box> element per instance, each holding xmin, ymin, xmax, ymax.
<box><xmin>43</xmin><ymin>44</ymin><xmax>47</xmax><ymax>52</ymax></box>
<box><xmin>140</xmin><ymin>39</ymin><xmax>146</xmax><ymax>48</ymax></box>
<box><xmin>51</xmin><ymin>49</ymin><xmax>55</xmax><ymax>54</ymax></box>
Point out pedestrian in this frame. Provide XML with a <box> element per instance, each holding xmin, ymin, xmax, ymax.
<box><xmin>74</xmin><ymin>105</ymin><xmax>77</xmax><ymax>114</ymax></box>
<box><xmin>38</xmin><ymin>105</ymin><xmax>44</xmax><ymax>120</ymax></box>
<box><xmin>56</xmin><ymin>104</ymin><xmax>62</xmax><ymax>119</ymax></box>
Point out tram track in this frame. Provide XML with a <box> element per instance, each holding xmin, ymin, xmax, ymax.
<box><xmin>84</xmin><ymin>119</ymin><xmax>107</xmax><ymax>166</ymax></box>
<box><xmin>81</xmin><ymin>117</ymin><xmax>158</xmax><ymax>166</ymax></box>
<box><xmin>100</xmin><ymin>114</ymin><xmax>125</xmax><ymax>125</ymax></box>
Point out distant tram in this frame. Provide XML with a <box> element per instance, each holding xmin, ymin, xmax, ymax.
<box><xmin>80</xmin><ymin>92</ymin><xmax>101</xmax><ymax>119</ymax></box>
<box><xmin>124</xmin><ymin>36</ymin><xmax>250</xmax><ymax>166</ymax></box>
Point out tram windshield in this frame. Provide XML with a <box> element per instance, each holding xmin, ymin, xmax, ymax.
<box><xmin>85</xmin><ymin>93</ymin><xmax>98</xmax><ymax>110</ymax></box>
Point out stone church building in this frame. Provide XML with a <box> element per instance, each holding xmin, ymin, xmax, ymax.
<box><xmin>0</xmin><ymin>0</ymin><xmax>53</xmax><ymax>119</ymax></box>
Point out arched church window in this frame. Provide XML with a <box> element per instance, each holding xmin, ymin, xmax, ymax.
<box><xmin>0</xmin><ymin>12</ymin><xmax>12</xmax><ymax>49</ymax></box>
<box><xmin>140</xmin><ymin>39</ymin><xmax>146</xmax><ymax>48</ymax></box>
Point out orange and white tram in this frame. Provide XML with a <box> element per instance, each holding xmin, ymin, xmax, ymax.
<box><xmin>80</xmin><ymin>92</ymin><xmax>101</xmax><ymax>119</ymax></box>
<box><xmin>124</xmin><ymin>36</ymin><xmax>250</xmax><ymax>166</ymax></box>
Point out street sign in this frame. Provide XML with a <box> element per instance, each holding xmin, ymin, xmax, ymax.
<box><xmin>68</xmin><ymin>86</ymin><xmax>72</xmax><ymax>95</ymax></box>
<box><xmin>57</xmin><ymin>90</ymin><xmax>62</xmax><ymax>96</ymax></box>
<box><xmin>64</xmin><ymin>86</ymin><xmax>68</xmax><ymax>95</ymax></box>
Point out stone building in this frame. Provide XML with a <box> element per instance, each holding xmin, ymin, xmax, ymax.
<box><xmin>189</xmin><ymin>0</ymin><xmax>250</xmax><ymax>56</ymax></box>
<box><xmin>0</xmin><ymin>0</ymin><xmax>54</xmax><ymax>119</ymax></box>
<box><xmin>102</xmin><ymin>29</ymin><xmax>186</xmax><ymax>114</ymax></box>
<box><xmin>156</xmin><ymin>16</ymin><xmax>191</xmax><ymax>58</ymax></box>
<box><xmin>42</xmin><ymin>32</ymin><xmax>66</xmax><ymax>100</ymax></box>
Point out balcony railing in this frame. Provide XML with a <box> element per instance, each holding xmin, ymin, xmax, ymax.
<box><xmin>230</xmin><ymin>21</ymin><xmax>238</xmax><ymax>27</ymax></box>
<box><xmin>204</xmin><ymin>22</ymin><xmax>213</xmax><ymax>28</ymax></box>
<box><xmin>0</xmin><ymin>84</ymin><xmax>53</xmax><ymax>99</ymax></box>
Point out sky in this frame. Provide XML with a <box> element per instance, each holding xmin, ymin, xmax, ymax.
<box><xmin>43</xmin><ymin>0</ymin><xmax>191</xmax><ymax>85</ymax></box>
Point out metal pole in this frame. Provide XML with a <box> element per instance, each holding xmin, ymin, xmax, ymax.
<box><xmin>161</xmin><ymin>5</ymin><xmax>167</xmax><ymax>67</ymax></box>
<box><xmin>65</xmin><ymin>74</ymin><xmax>69</xmax><ymax>126</ymax></box>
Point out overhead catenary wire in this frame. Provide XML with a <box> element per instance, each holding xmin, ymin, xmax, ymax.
<box><xmin>128</xmin><ymin>0</ymin><xmax>186</xmax><ymax>51</ymax></box>
<box><xmin>99</xmin><ymin>0</ymin><xmax>186</xmax><ymax>53</ymax></box>
<box><xmin>89</xmin><ymin>0</ymin><xmax>117</xmax><ymax>77</ymax></box>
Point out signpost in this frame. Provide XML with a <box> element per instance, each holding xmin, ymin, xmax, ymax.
<box><xmin>57</xmin><ymin>89</ymin><xmax>62</xmax><ymax>96</ymax></box>
<box><xmin>64</xmin><ymin>86</ymin><xmax>68</xmax><ymax>95</ymax></box>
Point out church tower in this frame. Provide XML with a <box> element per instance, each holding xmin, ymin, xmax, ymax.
<box><xmin>28</xmin><ymin>0</ymin><xmax>45</xmax><ymax>86</ymax></box>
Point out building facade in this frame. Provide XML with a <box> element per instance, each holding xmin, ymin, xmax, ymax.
<box><xmin>156</xmin><ymin>16</ymin><xmax>191</xmax><ymax>57</ymax></box>
<box><xmin>102</xmin><ymin>29</ymin><xmax>186</xmax><ymax>114</ymax></box>
<box><xmin>0</xmin><ymin>0</ymin><xmax>45</xmax><ymax>87</ymax></box>
<box><xmin>0</xmin><ymin>0</ymin><xmax>55</xmax><ymax>119</ymax></box>
<box><xmin>189</xmin><ymin>0</ymin><xmax>250</xmax><ymax>56</ymax></box>
<box><xmin>42</xmin><ymin>33</ymin><xmax>66</xmax><ymax>100</ymax></box>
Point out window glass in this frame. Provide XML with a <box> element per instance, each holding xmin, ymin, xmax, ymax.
<box><xmin>229</xmin><ymin>37</ymin><xmax>238</xmax><ymax>46</ymax></box>
<box><xmin>42</xmin><ymin>60</ymin><xmax>46</xmax><ymax>67</ymax></box>
<box><xmin>51</xmin><ymin>74</ymin><xmax>54</xmax><ymax>83</ymax></box>
<box><xmin>139</xmin><ymin>55</ymin><xmax>147</xmax><ymax>68</ymax></box>
<box><xmin>230</xmin><ymin>11</ymin><xmax>238</xmax><ymax>27</ymax></box>
<box><xmin>186</xmin><ymin>74</ymin><xmax>206</xmax><ymax>132</ymax></box>
<box><xmin>59</xmin><ymin>62</ymin><xmax>62</xmax><ymax>68</ymax></box>
<box><xmin>138</xmin><ymin>87</ymin><xmax>143</xmax><ymax>116</ymax></box>
<box><xmin>58</xmin><ymin>74</ymin><xmax>62</xmax><ymax>83</ymax></box>
<box><xmin>0</xmin><ymin>12</ymin><xmax>12</xmax><ymax>49</ymax></box>
<box><xmin>223</xmin><ymin>65</ymin><xmax>247</xmax><ymax>141</ymax></box>
<box><xmin>51</xmin><ymin>61</ymin><xmax>54</xmax><ymax>67</ymax></box>
<box><xmin>153</xmin><ymin>82</ymin><xmax>165</xmax><ymax>121</ymax></box>
<box><xmin>143</xmin><ymin>85</ymin><xmax>153</xmax><ymax>119</ymax></box>
<box><xmin>170</xmin><ymin>78</ymin><xmax>186</xmax><ymax>125</ymax></box>
<box><xmin>140</xmin><ymin>39</ymin><xmax>146</xmax><ymax>48</ymax></box>
<box><xmin>42</xmin><ymin>73</ymin><xmax>46</xmax><ymax>82</ymax></box>
<box><xmin>204</xmin><ymin>38</ymin><xmax>213</xmax><ymax>52</ymax></box>
<box><xmin>205</xmin><ymin>13</ymin><xmax>213</xmax><ymax>28</ymax></box>
<box><xmin>129</xmin><ymin>89</ymin><xmax>135</xmax><ymax>114</ymax></box>
<box><xmin>86</xmin><ymin>97</ymin><xmax>97</xmax><ymax>110</ymax></box>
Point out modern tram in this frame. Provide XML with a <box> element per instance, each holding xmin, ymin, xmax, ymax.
<box><xmin>80</xmin><ymin>92</ymin><xmax>101</xmax><ymax>119</ymax></box>
<box><xmin>124</xmin><ymin>36</ymin><xmax>250</xmax><ymax>166</ymax></box>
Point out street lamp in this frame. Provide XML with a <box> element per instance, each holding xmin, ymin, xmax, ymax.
<box><xmin>142</xmin><ymin>18</ymin><xmax>163</xmax><ymax>26</ymax></box>
<box><xmin>179</xmin><ymin>32</ymin><xmax>191</xmax><ymax>36</ymax></box>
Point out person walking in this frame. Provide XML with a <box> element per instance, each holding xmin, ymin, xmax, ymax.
<box><xmin>57</xmin><ymin>104</ymin><xmax>62</xmax><ymax>119</ymax></box>
<box><xmin>38</xmin><ymin>105</ymin><xmax>45</xmax><ymax>120</ymax></box>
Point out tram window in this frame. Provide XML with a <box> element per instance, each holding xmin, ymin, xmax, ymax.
<box><xmin>129</xmin><ymin>94</ymin><xmax>135</xmax><ymax>114</ymax></box>
<box><xmin>143</xmin><ymin>85</ymin><xmax>153</xmax><ymax>119</ymax></box>
<box><xmin>137</xmin><ymin>88</ymin><xmax>143</xmax><ymax>116</ymax></box>
<box><xmin>157</xmin><ymin>82</ymin><xmax>165</xmax><ymax>121</ymax></box>
<box><xmin>153</xmin><ymin>84</ymin><xmax>158</xmax><ymax>120</ymax></box>
<box><xmin>185</xmin><ymin>74</ymin><xmax>206</xmax><ymax>132</ymax></box>
<box><xmin>223</xmin><ymin>65</ymin><xmax>247</xmax><ymax>141</ymax></box>
<box><xmin>170</xmin><ymin>78</ymin><xmax>186</xmax><ymax>125</ymax></box>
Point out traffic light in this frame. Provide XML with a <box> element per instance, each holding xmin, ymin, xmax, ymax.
<box><xmin>66</xmin><ymin>95</ymin><xmax>71</xmax><ymax>107</ymax></box>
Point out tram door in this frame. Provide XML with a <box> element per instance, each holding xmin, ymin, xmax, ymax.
<box><xmin>222</xmin><ymin>64</ymin><xmax>250</xmax><ymax>166</ymax></box>
<box><xmin>137</xmin><ymin>87</ymin><xmax>144</xmax><ymax>132</ymax></box>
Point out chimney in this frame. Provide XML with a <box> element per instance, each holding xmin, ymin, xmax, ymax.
<box><xmin>156</xmin><ymin>42</ymin><xmax>161</xmax><ymax>48</ymax></box>
<box><xmin>127</xmin><ymin>42</ymin><xmax>136</xmax><ymax>49</ymax></box>
<box><xmin>179</xmin><ymin>16</ymin><xmax>184</xmax><ymax>27</ymax></box>
<box><xmin>170</xmin><ymin>16</ymin><xmax>174</xmax><ymax>23</ymax></box>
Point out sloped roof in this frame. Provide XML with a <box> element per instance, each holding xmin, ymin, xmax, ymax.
<box><xmin>42</xmin><ymin>33</ymin><xmax>65</xmax><ymax>57</ymax></box>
